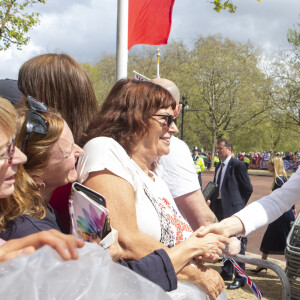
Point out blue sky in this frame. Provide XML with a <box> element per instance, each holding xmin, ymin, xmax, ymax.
<box><xmin>1</xmin><ymin>0</ymin><xmax>299</xmax><ymax>79</ymax></box>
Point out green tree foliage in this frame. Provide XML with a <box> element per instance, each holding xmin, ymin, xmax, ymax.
<box><xmin>270</xmin><ymin>20</ymin><xmax>300</xmax><ymax>138</ymax></box>
<box><xmin>82</xmin><ymin>54</ymin><xmax>116</xmax><ymax>106</ymax></box>
<box><xmin>212</xmin><ymin>0</ymin><xmax>261</xmax><ymax>13</ymax></box>
<box><xmin>287</xmin><ymin>16</ymin><xmax>300</xmax><ymax>47</ymax></box>
<box><xmin>0</xmin><ymin>0</ymin><xmax>46</xmax><ymax>51</ymax></box>
<box><xmin>156</xmin><ymin>36</ymin><xmax>272</xmax><ymax>158</ymax></box>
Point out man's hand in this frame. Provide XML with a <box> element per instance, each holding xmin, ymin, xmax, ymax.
<box><xmin>0</xmin><ymin>229</ymin><xmax>84</xmax><ymax>262</ymax></box>
<box><xmin>196</xmin><ymin>223</ymin><xmax>230</xmax><ymax>238</ymax></box>
<box><xmin>188</xmin><ymin>232</ymin><xmax>229</xmax><ymax>262</ymax></box>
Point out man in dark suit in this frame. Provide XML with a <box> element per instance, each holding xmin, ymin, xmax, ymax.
<box><xmin>211</xmin><ymin>139</ymin><xmax>253</xmax><ymax>290</ymax></box>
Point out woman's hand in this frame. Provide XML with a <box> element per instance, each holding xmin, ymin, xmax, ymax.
<box><xmin>189</xmin><ymin>232</ymin><xmax>230</xmax><ymax>262</ymax></box>
<box><xmin>107</xmin><ymin>229</ymin><xmax>123</xmax><ymax>262</ymax></box>
<box><xmin>0</xmin><ymin>229</ymin><xmax>84</xmax><ymax>263</ymax></box>
<box><xmin>90</xmin><ymin>228</ymin><xmax>123</xmax><ymax>262</ymax></box>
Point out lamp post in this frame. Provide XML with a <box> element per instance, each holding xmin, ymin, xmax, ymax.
<box><xmin>180</xmin><ymin>96</ymin><xmax>189</xmax><ymax>140</ymax></box>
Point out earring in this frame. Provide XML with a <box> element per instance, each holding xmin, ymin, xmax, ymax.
<box><xmin>37</xmin><ymin>182</ymin><xmax>46</xmax><ymax>191</ymax></box>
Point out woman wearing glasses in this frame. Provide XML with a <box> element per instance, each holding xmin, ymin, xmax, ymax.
<box><xmin>0</xmin><ymin>97</ymin><xmax>84</xmax><ymax>239</ymax></box>
<box><xmin>0</xmin><ymin>97</ymin><xmax>84</xmax><ymax>261</ymax></box>
<box><xmin>78</xmin><ymin>79</ymin><xmax>226</xmax><ymax>300</ymax></box>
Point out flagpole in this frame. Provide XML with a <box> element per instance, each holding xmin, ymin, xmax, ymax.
<box><xmin>116</xmin><ymin>0</ymin><xmax>128</xmax><ymax>81</ymax></box>
<box><xmin>156</xmin><ymin>48</ymin><xmax>160</xmax><ymax>78</ymax></box>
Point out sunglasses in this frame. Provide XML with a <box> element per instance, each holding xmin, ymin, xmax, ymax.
<box><xmin>152</xmin><ymin>114</ymin><xmax>175</xmax><ymax>127</ymax></box>
<box><xmin>0</xmin><ymin>136</ymin><xmax>16</xmax><ymax>165</ymax></box>
<box><xmin>22</xmin><ymin>96</ymin><xmax>49</xmax><ymax>152</ymax></box>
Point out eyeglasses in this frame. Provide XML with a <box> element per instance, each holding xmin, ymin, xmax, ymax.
<box><xmin>0</xmin><ymin>137</ymin><xmax>16</xmax><ymax>165</ymax></box>
<box><xmin>22</xmin><ymin>96</ymin><xmax>49</xmax><ymax>152</ymax></box>
<box><xmin>152</xmin><ymin>114</ymin><xmax>175</xmax><ymax>127</ymax></box>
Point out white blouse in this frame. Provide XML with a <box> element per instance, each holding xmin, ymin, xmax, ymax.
<box><xmin>77</xmin><ymin>137</ymin><xmax>192</xmax><ymax>246</ymax></box>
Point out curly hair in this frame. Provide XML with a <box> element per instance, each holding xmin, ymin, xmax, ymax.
<box><xmin>0</xmin><ymin>108</ymin><xmax>64</xmax><ymax>231</ymax></box>
<box><xmin>83</xmin><ymin>79</ymin><xmax>176</xmax><ymax>156</ymax></box>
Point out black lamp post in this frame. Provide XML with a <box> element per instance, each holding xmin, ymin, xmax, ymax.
<box><xmin>180</xmin><ymin>96</ymin><xmax>189</xmax><ymax>140</ymax></box>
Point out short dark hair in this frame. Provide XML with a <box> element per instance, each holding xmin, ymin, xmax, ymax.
<box><xmin>218</xmin><ymin>138</ymin><xmax>233</xmax><ymax>151</ymax></box>
<box><xmin>84</xmin><ymin>79</ymin><xmax>176</xmax><ymax>156</ymax></box>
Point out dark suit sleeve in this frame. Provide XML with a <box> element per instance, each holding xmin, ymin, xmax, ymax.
<box><xmin>118</xmin><ymin>249</ymin><xmax>177</xmax><ymax>291</ymax></box>
<box><xmin>236</xmin><ymin>161</ymin><xmax>253</xmax><ymax>204</ymax></box>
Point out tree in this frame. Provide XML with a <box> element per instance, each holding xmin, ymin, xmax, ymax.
<box><xmin>182</xmin><ymin>35</ymin><xmax>272</xmax><ymax>158</ymax></box>
<box><xmin>0</xmin><ymin>0</ymin><xmax>46</xmax><ymax>51</ymax></box>
<box><xmin>212</xmin><ymin>0</ymin><xmax>261</xmax><ymax>13</ymax></box>
<box><xmin>270</xmin><ymin>20</ymin><xmax>300</xmax><ymax>136</ymax></box>
<box><xmin>287</xmin><ymin>16</ymin><xmax>300</xmax><ymax>47</ymax></box>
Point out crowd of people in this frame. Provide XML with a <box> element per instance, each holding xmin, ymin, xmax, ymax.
<box><xmin>0</xmin><ymin>52</ymin><xmax>299</xmax><ymax>299</ymax></box>
<box><xmin>190</xmin><ymin>146</ymin><xmax>300</xmax><ymax>172</ymax></box>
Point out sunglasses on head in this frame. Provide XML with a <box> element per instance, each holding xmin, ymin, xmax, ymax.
<box><xmin>22</xmin><ymin>96</ymin><xmax>49</xmax><ymax>152</ymax></box>
<box><xmin>152</xmin><ymin>114</ymin><xmax>175</xmax><ymax>127</ymax></box>
<box><xmin>0</xmin><ymin>136</ymin><xmax>16</xmax><ymax>165</ymax></box>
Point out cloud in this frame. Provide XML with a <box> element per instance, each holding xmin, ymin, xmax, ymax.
<box><xmin>0</xmin><ymin>0</ymin><xmax>299</xmax><ymax>79</ymax></box>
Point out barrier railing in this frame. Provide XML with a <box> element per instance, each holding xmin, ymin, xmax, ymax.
<box><xmin>223</xmin><ymin>254</ymin><xmax>291</xmax><ymax>300</ymax></box>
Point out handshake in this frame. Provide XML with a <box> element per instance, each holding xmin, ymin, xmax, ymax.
<box><xmin>189</xmin><ymin>221</ymin><xmax>242</xmax><ymax>263</ymax></box>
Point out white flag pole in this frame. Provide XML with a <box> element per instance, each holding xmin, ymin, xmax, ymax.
<box><xmin>116</xmin><ymin>0</ymin><xmax>128</xmax><ymax>81</ymax></box>
<box><xmin>156</xmin><ymin>48</ymin><xmax>160</xmax><ymax>78</ymax></box>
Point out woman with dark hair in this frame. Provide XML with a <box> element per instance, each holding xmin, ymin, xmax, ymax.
<box><xmin>78</xmin><ymin>79</ymin><xmax>226</xmax><ymax>299</ymax></box>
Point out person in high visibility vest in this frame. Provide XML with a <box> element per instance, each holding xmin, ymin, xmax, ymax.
<box><xmin>214</xmin><ymin>155</ymin><xmax>220</xmax><ymax>167</ymax></box>
<box><xmin>192</xmin><ymin>147</ymin><xmax>205</xmax><ymax>189</ymax></box>
<box><xmin>244</xmin><ymin>155</ymin><xmax>250</xmax><ymax>169</ymax></box>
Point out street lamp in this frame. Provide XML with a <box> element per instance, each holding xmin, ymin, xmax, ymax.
<box><xmin>180</xmin><ymin>96</ymin><xmax>189</xmax><ymax>140</ymax></box>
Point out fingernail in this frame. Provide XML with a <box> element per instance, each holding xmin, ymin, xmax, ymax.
<box><xmin>64</xmin><ymin>249</ymin><xmax>71</xmax><ymax>259</ymax></box>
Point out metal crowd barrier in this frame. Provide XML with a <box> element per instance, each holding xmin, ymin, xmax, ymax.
<box><xmin>286</xmin><ymin>214</ymin><xmax>300</xmax><ymax>299</ymax></box>
<box><xmin>223</xmin><ymin>254</ymin><xmax>291</xmax><ymax>300</ymax></box>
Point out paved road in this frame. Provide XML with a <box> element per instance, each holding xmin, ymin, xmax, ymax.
<box><xmin>202</xmin><ymin>171</ymin><xmax>299</xmax><ymax>261</ymax></box>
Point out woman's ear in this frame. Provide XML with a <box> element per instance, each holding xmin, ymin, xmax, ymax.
<box><xmin>32</xmin><ymin>176</ymin><xmax>43</xmax><ymax>186</ymax></box>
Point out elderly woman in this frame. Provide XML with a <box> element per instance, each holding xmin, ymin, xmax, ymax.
<box><xmin>78</xmin><ymin>79</ymin><xmax>226</xmax><ymax>299</ymax></box>
<box><xmin>0</xmin><ymin>97</ymin><xmax>84</xmax><ymax>261</ymax></box>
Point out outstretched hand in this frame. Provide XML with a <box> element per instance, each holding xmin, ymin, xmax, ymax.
<box><xmin>0</xmin><ymin>229</ymin><xmax>84</xmax><ymax>263</ymax></box>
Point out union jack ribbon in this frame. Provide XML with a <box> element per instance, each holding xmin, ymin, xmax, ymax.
<box><xmin>134</xmin><ymin>74</ymin><xmax>144</xmax><ymax>81</ymax></box>
<box><xmin>229</xmin><ymin>258</ymin><xmax>263</xmax><ymax>300</ymax></box>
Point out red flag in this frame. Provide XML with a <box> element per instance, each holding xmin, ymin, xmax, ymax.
<box><xmin>128</xmin><ymin>0</ymin><xmax>175</xmax><ymax>50</ymax></box>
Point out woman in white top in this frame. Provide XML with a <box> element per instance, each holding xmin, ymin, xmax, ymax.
<box><xmin>77</xmin><ymin>79</ymin><xmax>226</xmax><ymax>300</ymax></box>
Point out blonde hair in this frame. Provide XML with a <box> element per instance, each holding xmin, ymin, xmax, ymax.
<box><xmin>0</xmin><ymin>97</ymin><xmax>17</xmax><ymax>139</ymax></box>
<box><xmin>269</xmin><ymin>156</ymin><xmax>287</xmax><ymax>189</ymax></box>
<box><xmin>0</xmin><ymin>108</ymin><xmax>64</xmax><ymax>231</ymax></box>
